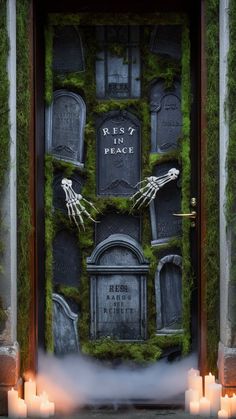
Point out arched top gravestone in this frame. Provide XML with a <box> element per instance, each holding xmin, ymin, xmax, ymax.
<box><xmin>46</xmin><ymin>90</ymin><xmax>86</xmax><ymax>167</ymax></box>
<box><xmin>53</xmin><ymin>26</ymin><xmax>85</xmax><ymax>74</ymax></box>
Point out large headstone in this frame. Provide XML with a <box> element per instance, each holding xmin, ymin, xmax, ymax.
<box><xmin>52</xmin><ymin>293</ymin><xmax>79</xmax><ymax>355</ymax></box>
<box><xmin>150</xmin><ymin>162</ymin><xmax>181</xmax><ymax>245</ymax></box>
<box><xmin>46</xmin><ymin>90</ymin><xmax>86</xmax><ymax>166</ymax></box>
<box><xmin>155</xmin><ymin>255</ymin><xmax>182</xmax><ymax>333</ymax></box>
<box><xmin>53</xmin><ymin>230</ymin><xmax>80</xmax><ymax>287</ymax></box>
<box><xmin>95</xmin><ymin>213</ymin><xmax>141</xmax><ymax>244</ymax></box>
<box><xmin>96</xmin><ymin>110</ymin><xmax>141</xmax><ymax>196</ymax></box>
<box><xmin>53</xmin><ymin>26</ymin><xmax>85</xmax><ymax>74</ymax></box>
<box><xmin>150</xmin><ymin>80</ymin><xmax>182</xmax><ymax>153</ymax></box>
<box><xmin>96</xmin><ymin>26</ymin><xmax>140</xmax><ymax>99</ymax></box>
<box><xmin>150</xmin><ymin>25</ymin><xmax>182</xmax><ymax>60</ymax></box>
<box><xmin>87</xmin><ymin>234</ymin><xmax>149</xmax><ymax>340</ymax></box>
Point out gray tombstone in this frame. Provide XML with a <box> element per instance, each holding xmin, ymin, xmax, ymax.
<box><xmin>52</xmin><ymin>293</ymin><xmax>79</xmax><ymax>355</ymax></box>
<box><xmin>150</xmin><ymin>79</ymin><xmax>182</xmax><ymax>153</ymax></box>
<box><xmin>150</xmin><ymin>25</ymin><xmax>182</xmax><ymax>60</ymax></box>
<box><xmin>87</xmin><ymin>234</ymin><xmax>149</xmax><ymax>341</ymax></box>
<box><xmin>46</xmin><ymin>90</ymin><xmax>86</xmax><ymax>167</ymax></box>
<box><xmin>149</xmin><ymin>162</ymin><xmax>181</xmax><ymax>245</ymax></box>
<box><xmin>95</xmin><ymin>213</ymin><xmax>141</xmax><ymax>244</ymax></box>
<box><xmin>96</xmin><ymin>26</ymin><xmax>140</xmax><ymax>99</ymax></box>
<box><xmin>155</xmin><ymin>255</ymin><xmax>183</xmax><ymax>334</ymax></box>
<box><xmin>53</xmin><ymin>230</ymin><xmax>80</xmax><ymax>287</ymax></box>
<box><xmin>53</xmin><ymin>171</ymin><xmax>84</xmax><ymax>213</ymax></box>
<box><xmin>96</xmin><ymin>110</ymin><xmax>141</xmax><ymax>196</ymax></box>
<box><xmin>53</xmin><ymin>26</ymin><xmax>85</xmax><ymax>74</ymax></box>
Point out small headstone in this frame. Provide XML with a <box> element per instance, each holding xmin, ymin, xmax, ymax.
<box><xmin>46</xmin><ymin>90</ymin><xmax>86</xmax><ymax>166</ymax></box>
<box><xmin>53</xmin><ymin>230</ymin><xmax>80</xmax><ymax>287</ymax></box>
<box><xmin>96</xmin><ymin>110</ymin><xmax>141</xmax><ymax>196</ymax></box>
<box><xmin>150</xmin><ymin>25</ymin><xmax>182</xmax><ymax>60</ymax></box>
<box><xmin>52</xmin><ymin>293</ymin><xmax>79</xmax><ymax>355</ymax></box>
<box><xmin>53</xmin><ymin>26</ymin><xmax>85</xmax><ymax>74</ymax></box>
<box><xmin>95</xmin><ymin>213</ymin><xmax>141</xmax><ymax>244</ymax></box>
<box><xmin>155</xmin><ymin>255</ymin><xmax>182</xmax><ymax>333</ymax></box>
<box><xmin>150</xmin><ymin>162</ymin><xmax>181</xmax><ymax>244</ymax></box>
<box><xmin>96</xmin><ymin>26</ymin><xmax>140</xmax><ymax>99</ymax></box>
<box><xmin>150</xmin><ymin>80</ymin><xmax>182</xmax><ymax>153</ymax></box>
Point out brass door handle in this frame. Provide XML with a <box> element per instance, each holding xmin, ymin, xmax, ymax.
<box><xmin>173</xmin><ymin>211</ymin><xmax>197</xmax><ymax>219</ymax></box>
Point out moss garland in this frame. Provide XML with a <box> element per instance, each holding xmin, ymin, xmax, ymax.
<box><xmin>205</xmin><ymin>0</ymin><xmax>220</xmax><ymax>372</ymax></box>
<box><xmin>44</xmin><ymin>15</ymin><xmax>191</xmax><ymax>361</ymax></box>
<box><xmin>16</xmin><ymin>0</ymin><xmax>32</xmax><ymax>373</ymax></box>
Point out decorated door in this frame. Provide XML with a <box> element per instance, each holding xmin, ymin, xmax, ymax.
<box><xmin>42</xmin><ymin>13</ymin><xmax>197</xmax><ymax>362</ymax></box>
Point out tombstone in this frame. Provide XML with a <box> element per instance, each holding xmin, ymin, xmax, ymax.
<box><xmin>87</xmin><ymin>234</ymin><xmax>149</xmax><ymax>340</ymax></box>
<box><xmin>155</xmin><ymin>255</ymin><xmax>182</xmax><ymax>333</ymax></box>
<box><xmin>95</xmin><ymin>213</ymin><xmax>141</xmax><ymax>244</ymax></box>
<box><xmin>52</xmin><ymin>293</ymin><xmax>79</xmax><ymax>355</ymax></box>
<box><xmin>46</xmin><ymin>90</ymin><xmax>86</xmax><ymax>167</ymax></box>
<box><xmin>149</xmin><ymin>162</ymin><xmax>181</xmax><ymax>245</ymax></box>
<box><xmin>53</xmin><ymin>230</ymin><xmax>80</xmax><ymax>287</ymax></box>
<box><xmin>53</xmin><ymin>26</ymin><xmax>85</xmax><ymax>74</ymax></box>
<box><xmin>96</xmin><ymin>26</ymin><xmax>140</xmax><ymax>99</ymax></box>
<box><xmin>150</xmin><ymin>25</ymin><xmax>182</xmax><ymax>60</ymax></box>
<box><xmin>96</xmin><ymin>110</ymin><xmax>141</xmax><ymax>196</ymax></box>
<box><xmin>150</xmin><ymin>79</ymin><xmax>182</xmax><ymax>153</ymax></box>
<box><xmin>53</xmin><ymin>171</ymin><xmax>84</xmax><ymax>213</ymax></box>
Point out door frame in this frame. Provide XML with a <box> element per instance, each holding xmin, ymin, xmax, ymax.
<box><xmin>30</xmin><ymin>0</ymin><xmax>207</xmax><ymax>374</ymax></box>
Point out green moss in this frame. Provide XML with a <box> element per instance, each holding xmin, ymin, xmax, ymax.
<box><xmin>45</xmin><ymin>26</ymin><xmax>53</xmax><ymax>105</ymax></box>
<box><xmin>16</xmin><ymin>0</ymin><xmax>32</xmax><ymax>373</ymax></box>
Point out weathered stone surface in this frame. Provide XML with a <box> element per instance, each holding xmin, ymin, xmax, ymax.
<box><xmin>53</xmin><ymin>26</ymin><xmax>85</xmax><ymax>74</ymax></box>
<box><xmin>53</xmin><ymin>294</ymin><xmax>79</xmax><ymax>355</ymax></box>
<box><xmin>96</xmin><ymin>110</ymin><xmax>141</xmax><ymax>196</ymax></box>
<box><xmin>46</xmin><ymin>90</ymin><xmax>86</xmax><ymax>166</ymax></box>
<box><xmin>218</xmin><ymin>341</ymin><xmax>236</xmax><ymax>387</ymax></box>
<box><xmin>150</xmin><ymin>25</ymin><xmax>182</xmax><ymax>60</ymax></box>
<box><xmin>95</xmin><ymin>213</ymin><xmax>141</xmax><ymax>244</ymax></box>
<box><xmin>155</xmin><ymin>254</ymin><xmax>182</xmax><ymax>333</ymax></box>
<box><xmin>53</xmin><ymin>230</ymin><xmax>80</xmax><ymax>287</ymax></box>
<box><xmin>150</xmin><ymin>80</ymin><xmax>182</xmax><ymax>153</ymax></box>
<box><xmin>150</xmin><ymin>162</ymin><xmax>181</xmax><ymax>244</ymax></box>
<box><xmin>87</xmin><ymin>234</ymin><xmax>149</xmax><ymax>340</ymax></box>
<box><xmin>96</xmin><ymin>26</ymin><xmax>140</xmax><ymax>99</ymax></box>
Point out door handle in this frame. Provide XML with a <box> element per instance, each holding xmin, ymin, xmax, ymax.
<box><xmin>173</xmin><ymin>211</ymin><xmax>197</xmax><ymax>219</ymax></box>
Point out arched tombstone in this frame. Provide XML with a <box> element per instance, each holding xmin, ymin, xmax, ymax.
<box><xmin>46</xmin><ymin>90</ymin><xmax>86</xmax><ymax>167</ymax></box>
<box><xmin>155</xmin><ymin>254</ymin><xmax>183</xmax><ymax>334</ymax></box>
<box><xmin>53</xmin><ymin>26</ymin><xmax>85</xmax><ymax>74</ymax></box>
<box><xmin>149</xmin><ymin>79</ymin><xmax>182</xmax><ymax>154</ymax></box>
<box><xmin>87</xmin><ymin>234</ymin><xmax>149</xmax><ymax>340</ymax></box>
<box><xmin>52</xmin><ymin>293</ymin><xmax>79</xmax><ymax>355</ymax></box>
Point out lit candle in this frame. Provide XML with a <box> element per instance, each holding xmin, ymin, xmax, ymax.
<box><xmin>188</xmin><ymin>368</ymin><xmax>200</xmax><ymax>389</ymax></box>
<box><xmin>208</xmin><ymin>382</ymin><xmax>222</xmax><ymax>415</ymax></box>
<box><xmin>231</xmin><ymin>393</ymin><xmax>236</xmax><ymax>416</ymax></box>
<box><xmin>199</xmin><ymin>396</ymin><xmax>211</xmax><ymax>416</ymax></box>
<box><xmin>185</xmin><ymin>389</ymin><xmax>199</xmax><ymax>412</ymax></box>
<box><xmin>190</xmin><ymin>400</ymin><xmax>200</xmax><ymax>415</ymax></box>
<box><xmin>27</xmin><ymin>395</ymin><xmax>42</xmax><ymax>417</ymax></box>
<box><xmin>17</xmin><ymin>398</ymin><xmax>27</xmax><ymax>418</ymax></box>
<box><xmin>8</xmin><ymin>388</ymin><xmax>19</xmax><ymax>418</ymax></box>
<box><xmin>221</xmin><ymin>395</ymin><xmax>231</xmax><ymax>417</ymax></box>
<box><xmin>218</xmin><ymin>409</ymin><xmax>229</xmax><ymax>419</ymax></box>
<box><xmin>189</xmin><ymin>375</ymin><xmax>203</xmax><ymax>399</ymax></box>
<box><xmin>204</xmin><ymin>372</ymin><xmax>215</xmax><ymax>398</ymax></box>
<box><xmin>24</xmin><ymin>378</ymin><xmax>36</xmax><ymax>405</ymax></box>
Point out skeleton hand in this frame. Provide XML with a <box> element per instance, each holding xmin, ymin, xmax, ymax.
<box><xmin>131</xmin><ymin>168</ymin><xmax>180</xmax><ymax>209</ymax></box>
<box><xmin>61</xmin><ymin>178</ymin><xmax>99</xmax><ymax>230</ymax></box>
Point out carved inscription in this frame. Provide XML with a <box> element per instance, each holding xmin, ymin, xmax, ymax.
<box><xmin>96</xmin><ymin>111</ymin><xmax>140</xmax><ymax>196</ymax></box>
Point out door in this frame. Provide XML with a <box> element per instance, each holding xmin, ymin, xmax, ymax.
<box><xmin>38</xmin><ymin>10</ymin><xmax>199</xmax><ymax>365</ymax></box>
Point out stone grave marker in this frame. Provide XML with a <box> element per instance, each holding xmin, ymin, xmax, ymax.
<box><xmin>53</xmin><ymin>230</ymin><xmax>80</xmax><ymax>287</ymax></box>
<box><xmin>53</xmin><ymin>26</ymin><xmax>85</xmax><ymax>74</ymax></box>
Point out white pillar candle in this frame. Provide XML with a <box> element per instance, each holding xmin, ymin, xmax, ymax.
<box><xmin>49</xmin><ymin>401</ymin><xmax>55</xmax><ymax>416</ymax></box>
<box><xmin>188</xmin><ymin>368</ymin><xmax>200</xmax><ymax>389</ymax></box>
<box><xmin>40</xmin><ymin>401</ymin><xmax>50</xmax><ymax>418</ymax></box>
<box><xmin>190</xmin><ymin>400</ymin><xmax>200</xmax><ymax>415</ymax></box>
<box><xmin>8</xmin><ymin>388</ymin><xmax>19</xmax><ymax>418</ymax></box>
<box><xmin>185</xmin><ymin>389</ymin><xmax>199</xmax><ymax>412</ymax></box>
<box><xmin>218</xmin><ymin>409</ymin><xmax>229</xmax><ymax>419</ymax></box>
<box><xmin>17</xmin><ymin>398</ymin><xmax>27</xmax><ymax>418</ymax></box>
<box><xmin>24</xmin><ymin>378</ymin><xmax>36</xmax><ymax>405</ymax></box>
<box><xmin>221</xmin><ymin>395</ymin><xmax>231</xmax><ymax>417</ymax></box>
<box><xmin>27</xmin><ymin>395</ymin><xmax>42</xmax><ymax>417</ymax></box>
<box><xmin>199</xmin><ymin>397</ymin><xmax>211</xmax><ymax>416</ymax></box>
<box><xmin>231</xmin><ymin>393</ymin><xmax>236</xmax><ymax>416</ymax></box>
<box><xmin>189</xmin><ymin>375</ymin><xmax>203</xmax><ymax>399</ymax></box>
<box><xmin>208</xmin><ymin>382</ymin><xmax>222</xmax><ymax>415</ymax></box>
<box><xmin>205</xmin><ymin>372</ymin><xmax>215</xmax><ymax>398</ymax></box>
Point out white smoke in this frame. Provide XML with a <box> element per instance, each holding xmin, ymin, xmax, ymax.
<box><xmin>36</xmin><ymin>351</ymin><xmax>197</xmax><ymax>413</ymax></box>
